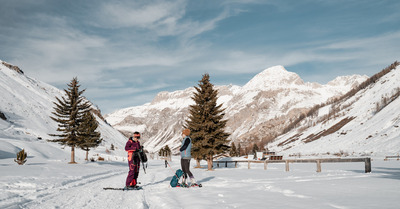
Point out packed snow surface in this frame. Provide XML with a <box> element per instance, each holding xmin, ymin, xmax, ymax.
<box><xmin>1</xmin><ymin>154</ymin><xmax>399</xmax><ymax>209</ymax></box>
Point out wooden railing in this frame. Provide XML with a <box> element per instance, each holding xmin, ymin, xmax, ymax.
<box><xmin>384</xmin><ymin>155</ymin><xmax>399</xmax><ymax>161</ymax></box>
<box><xmin>213</xmin><ymin>158</ymin><xmax>372</xmax><ymax>173</ymax></box>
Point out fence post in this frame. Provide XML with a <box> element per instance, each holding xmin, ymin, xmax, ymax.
<box><xmin>225</xmin><ymin>161</ymin><xmax>228</xmax><ymax>167</ymax></box>
<box><xmin>285</xmin><ymin>160</ymin><xmax>289</xmax><ymax>172</ymax></box>
<box><xmin>248</xmin><ymin>161</ymin><xmax>251</xmax><ymax>169</ymax></box>
<box><xmin>365</xmin><ymin>158</ymin><xmax>371</xmax><ymax>173</ymax></box>
<box><xmin>264</xmin><ymin>161</ymin><xmax>268</xmax><ymax>170</ymax></box>
<box><xmin>235</xmin><ymin>161</ymin><xmax>237</xmax><ymax>168</ymax></box>
<box><xmin>316</xmin><ymin>160</ymin><xmax>321</xmax><ymax>172</ymax></box>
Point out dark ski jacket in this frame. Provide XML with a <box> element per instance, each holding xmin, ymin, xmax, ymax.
<box><xmin>125</xmin><ymin>138</ymin><xmax>141</xmax><ymax>162</ymax></box>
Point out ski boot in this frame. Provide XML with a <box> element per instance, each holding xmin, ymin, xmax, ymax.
<box><xmin>176</xmin><ymin>183</ymin><xmax>189</xmax><ymax>188</ymax></box>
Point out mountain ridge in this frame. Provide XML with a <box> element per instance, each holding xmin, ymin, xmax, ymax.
<box><xmin>0</xmin><ymin>60</ymin><xmax>128</xmax><ymax>160</ymax></box>
<box><xmin>268</xmin><ymin>62</ymin><xmax>400</xmax><ymax>156</ymax></box>
<box><xmin>105</xmin><ymin>65</ymin><xmax>368</xmax><ymax>153</ymax></box>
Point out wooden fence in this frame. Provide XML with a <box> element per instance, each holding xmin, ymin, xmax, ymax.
<box><xmin>213</xmin><ymin>158</ymin><xmax>372</xmax><ymax>173</ymax></box>
<box><xmin>384</xmin><ymin>155</ymin><xmax>399</xmax><ymax>161</ymax></box>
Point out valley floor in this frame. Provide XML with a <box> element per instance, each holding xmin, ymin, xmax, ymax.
<box><xmin>1</xmin><ymin>156</ymin><xmax>399</xmax><ymax>209</ymax></box>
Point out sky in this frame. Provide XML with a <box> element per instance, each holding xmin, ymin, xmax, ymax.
<box><xmin>1</xmin><ymin>0</ymin><xmax>399</xmax><ymax>114</ymax></box>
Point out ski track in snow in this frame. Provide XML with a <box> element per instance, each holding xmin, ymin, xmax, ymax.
<box><xmin>1</xmin><ymin>157</ymin><xmax>400</xmax><ymax>209</ymax></box>
<box><xmin>1</xmin><ymin>169</ymin><xmax>125</xmax><ymax>209</ymax></box>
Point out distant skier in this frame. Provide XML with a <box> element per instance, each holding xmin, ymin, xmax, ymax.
<box><xmin>179</xmin><ymin>129</ymin><xmax>199</xmax><ymax>187</ymax></box>
<box><xmin>124</xmin><ymin>131</ymin><xmax>141</xmax><ymax>190</ymax></box>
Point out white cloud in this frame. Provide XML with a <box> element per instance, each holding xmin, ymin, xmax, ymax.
<box><xmin>2</xmin><ymin>0</ymin><xmax>399</xmax><ymax>114</ymax></box>
<box><xmin>92</xmin><ymin>0</ymin><xmax>187</xmax><ymax>30</ymax></box>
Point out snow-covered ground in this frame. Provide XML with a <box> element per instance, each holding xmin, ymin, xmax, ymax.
<box><xmin>1</xmin><ymin>154</ymin><xmax>399</xmax><ymax>209</ymax></box>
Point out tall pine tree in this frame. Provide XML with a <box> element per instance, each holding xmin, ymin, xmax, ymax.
<box><xmin>78</xmin><ymin>111</ymin><xmax>102</xmax><ymax>161</ymax></box>
<box><xmin>49</xmin><ymin>77</ymin><xmax>92</xmax><ymax>164</ymax></box>
<box><xmin>186</xmin><ymin>73</ymin><xmax>230</xmax><ymax>170</ymax></box>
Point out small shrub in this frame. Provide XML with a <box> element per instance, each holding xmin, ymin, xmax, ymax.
<box><xmin>14</xmin><ymin>149</ymin><xmax>27</xmax><ymax>165</ymax></box>
<box><xmin>98</xmin><ymin>156</ymin><xmax>104</xmax><ymax>161</ymax></box>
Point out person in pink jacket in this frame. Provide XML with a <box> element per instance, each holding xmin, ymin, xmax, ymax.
<box><xmin>124</xmin><ymin>132</ymin><xmax>141</xmax><ymax>189</ymax></box>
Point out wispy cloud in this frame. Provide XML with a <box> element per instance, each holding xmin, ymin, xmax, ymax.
<box><xmin>93</xmin><ymin>0</ymin><xmax>187</xmax><ymax>29</ymax></box>
<box><xmin>1</xmin><ymin>0</ymin><xmax>399</xmax><ymax>113</ymax></box>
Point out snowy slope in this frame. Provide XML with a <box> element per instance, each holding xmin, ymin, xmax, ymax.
<box><xmin>1</xmin><ymin>155</ymin><xmax>399</xmax><ymax>209</ymax></box>
<box><xmin>105</xmin><ymin>65</ymin><xmax>367</xmax><ymax>153</ymax></box>
<box><xmin>1</xmin><ymin>60</ymin><xmax>399</xmax><ymax>209</ymax></box>
<box><xmin>268</xmin><ymin>64</ymin><xmax>400</xmax><ymax>157</ymax></box>
<box><xmin>0</xmin><ymin>60</ymin><xmax>127</xmax><ymax>161</ymax></box>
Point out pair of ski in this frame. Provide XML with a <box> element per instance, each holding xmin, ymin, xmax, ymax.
<box><xmin>176</xmin><ymin>183</ymin><xmax>202</xmax><ymax>188</ymax></box>
<box><xmin>103</xmin><ymin>184</ymin><xmax>203</xmax><ymax>190</ymax></box>
<box><xmin>103</xmin><ymin>186</ymin><xmax>143</xmax><ymax>191</ymax></box>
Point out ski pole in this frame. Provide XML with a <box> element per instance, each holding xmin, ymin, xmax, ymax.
<box><xmin>166</xmin><ymin>161</ymin><xmax>180</xmax><ymax>179</ymax></box>
<box><xmin>166</xmin><ymin>160</ymin><xmax>187</xmax><ymax>184</ymax></box>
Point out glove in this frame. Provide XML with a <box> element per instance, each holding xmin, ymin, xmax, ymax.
<box><xmin>133</xmin><ymin>150</ymin><xmax>140</xmax><ymax>157</ymax></box>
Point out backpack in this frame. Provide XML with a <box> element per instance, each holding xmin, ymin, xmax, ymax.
<box><xmin>170</xmin><ymin>169</ymin><xmax>185</xmax><ymax>187</ymax></box>
<box><xmin>137</xmin><ymin>146</ymin><xmax>148</xmax><ymax>163</ymax></box>
<box><xmin>139</xmin><ymin>149</ymin><xmax>147</xmax><ymax>163</ymax></box>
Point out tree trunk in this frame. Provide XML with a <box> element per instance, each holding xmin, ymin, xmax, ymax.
<box><xmin>69</xmin><ymin>146</ymin><xmax>77</xmax><ymax>164</ymax></box>
<box><xmin>85</xmin><ymin>150</ymin><xmax>89</xmax><ymax>161</ymax></box>
<box><xmin>195</xmin><ymin>158</ymin><xmax>201</xmax><ymax>168</ymax></box>
<box><xmin>207</xmin><ymin>156</ymin><xmax>213</xmax><ymax>171</ymax></box>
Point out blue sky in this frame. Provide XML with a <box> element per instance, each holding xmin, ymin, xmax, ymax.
<box><xmin>1</xmin><ymin>0</ymin><xmax>399</xmax><ymax>114</ymax></box>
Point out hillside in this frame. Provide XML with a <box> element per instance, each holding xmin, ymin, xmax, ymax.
<box><xmin>0</xmin><ymin>60</ymin><xmax>127</xmax><ymax>161</ymax></box>
<box><xmin>268</xmin><ymin>62</ymin><xmax>400</xmax><ymax>157</ymax></box>
<box><xmin>105</xmin><ymin>65</ymin><xmax>368</xmax><ymax>153</ymax></box>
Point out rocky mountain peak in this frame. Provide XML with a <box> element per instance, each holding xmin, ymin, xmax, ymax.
<box><xmin>327</xmin><ymin>74</ymin><xmax>369</xmax><ymax>88</ymax></box>
<box><xmin>1</xmin><ymin>61</ymin><xmax>24</xmax><ymax>74</ymax></box>
<box><xmin>243</xmin><ymin>65</ymin><xmax>304</xmax><ymax>91</ymax></box>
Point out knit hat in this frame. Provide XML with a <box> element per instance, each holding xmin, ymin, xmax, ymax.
<box><xmin>182</xmin><ymin>129</ymin><xmax>190</xmax><ymax>136</ymax></box>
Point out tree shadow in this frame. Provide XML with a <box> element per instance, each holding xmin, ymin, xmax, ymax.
<box><xmin>144</xmin><ymin>177</ymin><xmax>171</xmax><ymax>186</ymax></box>
<box><xmin>89</xmin><ymin>161</ymin><xmax>127</xmax><ymax>167</ymax></box>
<box><xmin>0</xmin><ymin>150</ymin><xmax>16</xmax><ymax>159</ymax></box>
<box><xmin>26</xmin><ymin>163</ymin><xmax>47</xmax><ymax>166</ymax></box>
<box><xmin>198</xmin><ymin>176</ymin><xmax>215</xmax><ymax>183</ymax></box>
<box><xmin>350</xmin><ymin>166</ymin><xmax>400</xmax><ymax>180</ymax></box>
<box><xmin>373</xmin><ymin>167</ymin><xmax>400</xmax><ymax>180</ymax></box>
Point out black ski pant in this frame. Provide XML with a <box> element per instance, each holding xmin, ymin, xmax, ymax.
<box><xmin>181</xmin><ymin>158</ymin><xmax>193</xmax><ymax>179</ymax></box>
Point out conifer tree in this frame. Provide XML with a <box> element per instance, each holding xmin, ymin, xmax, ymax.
<box><xmin>186</xmin><ymin>73</ymin><xmax>230</xmax><ymax>170</ymax></box>
<box><xmin>230</xmin><ymin>143</ymin><xmax>237</xmax><ymax>157</ymax></box>
<box><xmin>159</xmin><ymin>147</ymin><xmax>165</xmax><ymax>156</ymax></box>
<box><xmin>78</xmin><ymin>111</ymin><xmax>102</xmax><ymax>161</ymax></box>
<box><xmin>49</xmin><ymin>77</ymin><xmax>92</xmax><ymax>164</ymax></box>
<box><xmin>164</xmin><ymin>145</ymin><xmax>171</xmax><ymax>156</ymax></box>
<box><xmin>252</xmin><ymin>144</ymin><xmax>259</xmax><ymax>155</ymax></box>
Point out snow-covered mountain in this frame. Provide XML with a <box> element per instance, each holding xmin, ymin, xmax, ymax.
<box><xmin>1</xmin><ymin>60</ymin><xmax>399</xmax><ymax>209</ymax></box>
<box><xmin>0</xmin><ymin>60</ymin><xmax>127</xmax><ymax>161</ymax></box>
<box><xmin>268</xmin><ymin>62</ymin><xmax>400</xmax><ymax>157</ymax></box>
<box><xmin>105</xmin><ymin>65</ymin><xmax>368</xmax><ymax>153</ymax></box>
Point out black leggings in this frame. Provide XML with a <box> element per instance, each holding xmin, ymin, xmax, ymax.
<box><xmin>181</xmin><ymin>158</ymin><xmax>193</xmax><ymax>178</ymax></box>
